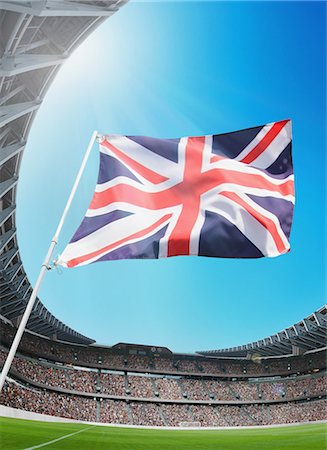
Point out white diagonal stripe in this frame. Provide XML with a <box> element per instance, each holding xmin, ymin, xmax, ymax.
<box><xmin>60</xmin><ymin>208</ymin><xmax>172</xmax><ymax>266</ymax></box>
<box><xmin>102</xmin><ymin>135</ymin><xmax>178</xmax><ymax>179</ymax></box>
<box><xmin>95</xmin><ymin>175</ymin><xmax>181</xmax><ymax>195</ymax></box>
<box><xmin>234</xmin><ymin>121</ymin><xmax>291</xmax><ymax>170</ymax></box>
<box><xmin>23</xmin><ymin>426</ymin><xmax>94</xmax><ymax>449</ymax></box>
<box><xmin>251</xmin><ymin>120</ymin><xmax>291</xmax><ymax>169</ymax></box>
<box><xmin>235</xmin><ymin>123</ymin><xmax>274</xmax><ymax>162</ymax></box>
<box><xmin>205</xmin><ymin>195</ymin><xmax>280</xmax><ymax>256</ymax></box>
<box><xmin>212</xmin><ymin>156</ymin><xmax>294</xmax><ymax>186</ymax></box>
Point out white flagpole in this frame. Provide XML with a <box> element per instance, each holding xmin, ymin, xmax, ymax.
<box><xmin>0</xmin><ymin>130</ymin><xmax>99</xmax><ymax>392</ymax></box>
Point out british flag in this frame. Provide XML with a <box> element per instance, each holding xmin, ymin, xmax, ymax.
<box><xmin>59</xmin><ymin>120</ymin><xmax>294</xmax><ymax>268</ymax></box>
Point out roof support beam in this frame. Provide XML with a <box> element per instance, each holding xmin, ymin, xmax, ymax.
<box><xmin>31</xmin><ymin>321</ymin><xmax>53</xmax><ymax>334</ymax></box>
<box><xmin>0</xmin><ymin>53</ymin><xmax>67</xmax><ymax>76</ymax></box>
<box><xmin>6</xmin><ymin>261</ymin><xmax>22</xmax><ymax>282</ymax></box>
<box><xmin>0</xmin><ymin>247</ymin><xmax>18</xmax><ymax>270</ymax></box>
<box><xmin>26</xmin><ymin>316</ymin><xmax>40</xmax><ymax>326</ymax></box>
<box><xmin>0</xmin><ymin>127</ymin><xmax>11</xmax><ymax>143</ymax></box>
<box><xmin>0</xmin><ymin>1</ymin><xmax>121</xmax><ymax>17</ymax></box>
<box><xmin>1</xmin><ymin>297</ymin><xmax>25</xmax><ymax>313</ymax></box>
<box><xmin>14</xmin><ymin>274</ymin><xmax>27</xmax><ymax>292</ymax></box>
<box><xmin>293</xmin><ymin>323</ymin><xmax>307</xmax><ymax>336</ymax></box>
<box><xmin>0</xmin><ymin>286</ymin><xmax>13</xmax><ymax>298</ymax></box>
<box><xmin>0</xmin><ymin>85</ymin><xmax>26</xmax><ymax>106</ymax></box>
<box><xmin>14</xmin><ymin>39</ymin><xmax>50</xmax><ymax>56</ymax></box>
<box><xmin>18</xmin><ymin>283</ymin><xmax>30</xmax><ymax>298</ymax></box>
<box><xmin>0</xmin><ymin>177</ymin><xmax>18</xmax><ymax>199</ymax></box>
<box><xmin>0</xmin><ymin>228</ymin><xmax>16</xmax><ymax>253</ymax></box>
<box><xmin>0</xmin><ymin>101</ymin><xmax>41</xmax><ymax>127</ymax></box>
<box><xmin>2</xmin><ymin>12</ymin><xmax>28</xmax><ymax>55</ymax></box>
<box><xmin>11</xmin><ymin>272</ymin><xmax>25</xmax><ymax>289</ymax></box>
<box><xmin>313</xmin><ymin>328</ymin><xmax>327</xmax><ymax>338</ymax></box>
<box><xmin>5</xmin><ymin>304</ymin><xmax>28</xmax><ymax>318</ymax></box>
<box><xmin>291</xmin><ymin>338</ymin><xmax>312</xmax><ymax>350</ymax></box>
<box><xmin>303</xmin><ymin>318</ymin><xmax>318</xmax><ymax>332</ymax></box>
<box><xmin>314</xmin><ymin>311</ymin><xmax>327</xmax><ymax>327</ymax></box>
<box><xmin>0</xmin><ymin>279</ymin><xmax>11</xmax><ymax>288</ymax></box>
<box><xmin>0</xmin><ymin>293</ymin><xmax>21</xmax><ymax>307</ymax></box>
<box><xmin>0</xmin><ymin>141</ymin><xmax>25</xmax><ymax>166</ymax></box>
<box><xmin>295</xmin><ymin>334</ymin><xmax>326</xmax><ymax>347</ymax></box>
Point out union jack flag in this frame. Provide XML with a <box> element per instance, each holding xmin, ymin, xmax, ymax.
<box><xmin>59</xmin><ymin>120</ymin><xmax>294</xmax><ymax>268</ymax></box>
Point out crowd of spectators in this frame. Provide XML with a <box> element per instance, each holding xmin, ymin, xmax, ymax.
<box><xmin>191</xmin><ymin>405</ymin><xmax>226</xmax><ymax>426</ymax></box>
<box><xmin>259</xmin><ymin>381</ymin><xmax>286</xmax><ymax>400</ymax></box>
<box><xmin>0</xmin><ymin>347</ymin><xmax>8</xmax><ymax>365</ymax></box>
<box><xmin>219</xmin><ymin>405</ymin><xmax>254</xmax><ymax>427</ymax></box>
<box><xmin>268</xmin><ymin>400</ymin><xmax>327</xmax><ymax>424</ymax></box>
<box><xmin>155</xmin><ymin>377</ymin><xmax>183</xmax><ymax>400</ymax></box>
<box><xmin>229</xmin><ymin>381</ymin><xmax>258</xmax><ymax>400</ymax></box>
<box><xmin>13</xmin><ymin>358</ymin><xmax>72</xmax><ymax>390</ymax></box>
<box><xmin>0</xmin><ymin>381</ymin><xmax>96</xmax><ymax>421</ymax></box>
<box><xmin>310</xmin><ymin>375</ymin><xmax>327</xmax><ymax>396</ymax></box>
<box><xmin>2</xmin><ymin>320</ymin><xmax>325</xmax><ymax>378</ymax></box>
<box><xmin>258</xmin><ymin>377</ymin><xmax>323</xmax><ymax>401</ymax></box>
<box><xmin>161</xmin><ymin>404</ymin><xmax>193</xmax><ymax>426</ymax></box>
<box><xmin>127</xmin><ymin>375</ymin><xmax>154</xmax><ymax>398</ymax></box>
<box><xmin>1</xmin><ymin>346</ymin><xmax>326</xmax><ymax>402</ymax></box>
<box><xmin>99</xmin><ymin>372</ymin><xmax>125</xmax><ymax>396</ymax></box>
<box><xmin>180</xmin><ymin>378</ymin><xmax>209</xmax><ymax>400</ymax></box>
<box><xmin>99</xmin><ymin>399</ymin><xmax>129</xmax><ymax>424</ymax></box>
<box><xmin>9</xmin><ymin>354</ymin><xmax>98</xmax><ymax>393</ymax></box>
<box><xmin>1</xmin><ymin>380</ymin><xmax>325</xmax><ymax>426</ymax></box>
<box><xmin>126</xmin><ymin>355</ymin><xmax>154</xmax><ymax>371</ymax></box>
<box><xmin>131</xmin><ymin>402</ymin><xmax>164</xmax><ymax>426</ymax></box>
<box><xmin>204</xmin><ymin>380</ymin><xmax>234</xmax><ymax>400</ymax></box>
<box><xmin>174</xmin><ymin>360</ymin><xmax>198</xmax><ymax>373</ymax></box>
<box><xmin>68</xmin><ymin>369</ymin><xmax>98</xmax><ymax>393</ymax></box>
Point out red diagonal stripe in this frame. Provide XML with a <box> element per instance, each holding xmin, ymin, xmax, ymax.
<box><xmin>220</xmin><ymin>191</ymin><xmax>287</xmax><ymax>254</ymax></box>
<box><xmin>67</xmin><ymin>213</ymin><xmax>173</xmax><ymax>268</ymax></box>
<box><xmin>90</xmin><ymin>184</ymin><xmax>174</xmax><ymax>210</ymax></box>
<box><xmin>102</xmin><ymin>138</ymin><xmax>168</xmax><ymax>185</ymax></box>
<box><xmin>198</xmin><ymin>168</ymin><xmax>294</xmax><ymax>198</ymax></box>
<box><xmin>211</xmin><ymin>169</ymin><xmax>294</xmax><ymax>197</ymax></box>
<box><xmin>240</xmin><ymin>120</ymin><xmax>289</xmax><ymax>165</ymax></box>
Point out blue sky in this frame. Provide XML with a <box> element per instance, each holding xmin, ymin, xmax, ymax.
<box><xmin>17</xmin><ymin>1</ymin><xmax>326</xmax><ymax>353</ymax></box>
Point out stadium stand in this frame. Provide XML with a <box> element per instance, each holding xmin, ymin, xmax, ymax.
<box><xmin>1</xmin><ymin>318</ymin><xmax>326</xmax><ymax>378</ymax></box>
<box><xmin>0</xmin><ymin>316</ymin><xmax>326</xmax><ymax>427</ymax></box>
<box><xmin>1</xmin><ymin>379</ymin><xmax>326</xmax><ymax>426</ymax></box>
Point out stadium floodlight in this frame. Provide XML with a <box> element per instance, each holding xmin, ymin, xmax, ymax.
<box><xmin>0</xmin><ymin>130</ymin><xmax>99</xmax><ymax>392</ymax></box>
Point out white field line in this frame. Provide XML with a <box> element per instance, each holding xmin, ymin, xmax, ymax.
<box><xmin>23</xmin><ymin>425</ymin><xmax>94</xmax><ymax>450</ymax></box>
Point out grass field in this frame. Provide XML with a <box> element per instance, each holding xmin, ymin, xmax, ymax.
<box><xmin>0</xmin><ymin>417</ymin><xmax>326</xmax><ymax>450</ymax></box>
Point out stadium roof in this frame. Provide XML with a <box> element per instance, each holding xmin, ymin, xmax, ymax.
<box><xmin>0</xmin><ymin>1</ymin><xmax>127</xmax><ymax>344</ymax></box>
<box><xmin>198</xmin><ymin>305</ymin><xmax>327</xmax><ymax>358</ymax></box>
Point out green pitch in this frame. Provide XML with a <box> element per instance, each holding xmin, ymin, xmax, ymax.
<box><xmin>0</xmin><ymin>417</ymin><xmax>326</xmax><ymax>450</ymax></box>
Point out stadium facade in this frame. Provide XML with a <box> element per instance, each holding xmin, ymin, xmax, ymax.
<box><xmin>0</xmin><ymin>315</ymin><xmax>326</xmax><ymax>426</ymax></box>
<box><xmin>0</xmin><ymin>1</ymin><xmax>326</xmax><ymax>428</ymax></box>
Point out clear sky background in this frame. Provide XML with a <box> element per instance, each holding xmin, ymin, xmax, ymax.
<box><xmin>17</xmin><ymin>1</ymin><xmax>326</xmax><ymax>353</ymax></box>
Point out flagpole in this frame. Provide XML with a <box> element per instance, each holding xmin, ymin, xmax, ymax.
<box><xmin>0</xmin><ymin>130</ymin><xmax>99</xmax><ymax>392</ymax></box>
